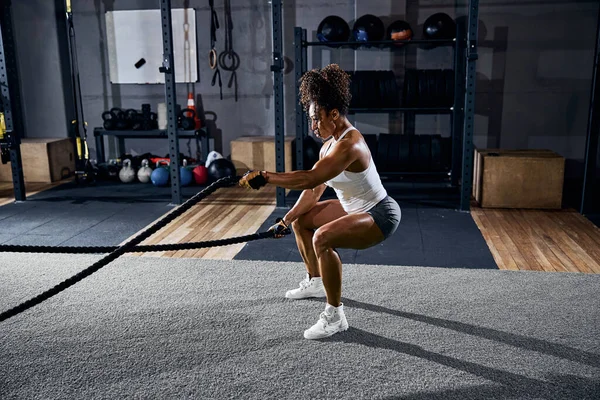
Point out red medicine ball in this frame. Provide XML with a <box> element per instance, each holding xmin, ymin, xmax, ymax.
<box><xmin>193</xmin><ymin>165</ymin><xmax>208</xmax><ymax>185</ymax></box>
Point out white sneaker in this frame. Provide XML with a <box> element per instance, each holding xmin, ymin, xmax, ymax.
<box><xmin>304</xmin><ymin>303</ymin><xmax>349</xmax><ymax>340</ymax></box>
<box><xmin>285</xmin><ymin>274</ymin><xmax>326</xmax><ymax>299</ymax></box>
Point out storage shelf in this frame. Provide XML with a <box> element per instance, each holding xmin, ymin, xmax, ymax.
<box><xmin>304</xmin><ymin>38</ymin><xmax>456</xmax><ymax>48</ymax></box>
<box><xmin>293</xmin><ymin>25</ymin><xmax>466</xmax><ymax>189</ymax></box>
<box><xmin>349</xmin><ymin>107</ymin><xmax>453</xmax><ymax>114</ymax></box>
<box><xmin>93</xmin><ymin>127</ymin><xmax>210</xmax><ymax>164</ymax></box>
<box><xmin>93</xmin><ymin>128</ymin><xmax>204</xmax><ymax>137</ymax></box>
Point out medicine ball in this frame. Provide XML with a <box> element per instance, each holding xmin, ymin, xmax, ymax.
<box><xmin>207</xmin><ymin>158</ymin><xmax>236</xmax><ymax>182</ymax></box>
<box><xmin>180</xmin><ymin>160</ymin><xmax>194</xmax><ymax>187</ymax></box>
<box><xmin>151</xmin><ymin>162</ymin><xmax>170</xmax><ymax>186</ymax></box>
<box><xmin>387</xmin><ymin>20</ymin><xmax>413</xmax><ymax>44</ymax></box>
<box><xmin>193</xmin><ymin>165</ymin><xmax>208</xmax><ymax>185</ymax></box>
<box><xmin>352</xmin><ymin>14</ymin><xmax>385</xmax><ymax>42</ymax></box>
<box><xmin>317</xmin><ymin>15</ymin><xmax>350</xmax><ymax>43</ymax></box>
<box><xmin>423</xmin><ymin>13</ymin><xmax>456</xmax><ymax>40</ymax></box>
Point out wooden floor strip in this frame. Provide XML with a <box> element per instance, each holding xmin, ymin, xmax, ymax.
<box><xmin>517</xmin><ymin>210</ymin><xmax>570</xmax><ymax>273</ymax></box>
<box><xmin>471</xmin><ymin>210</ymin><xmax>519</xmax><ymax>271</ymax></box>
<box><xmin>532</xmin><ymin>211</ymin><xmax>599</xmax><ymax>274</ymax></box>
<box><xmin>472</xmin><ymin>206</ymin><xmax>600</xmax><ymax>274</ymax></box>
<box><xmin>125</xmin><ymin>185</ymin><xmax>277</xmax><ymax>260</ymax></box>
<box><xmin>488</xmin><ymin>210</ymin><xmax>534</xmax><ymax>270</ymax></box>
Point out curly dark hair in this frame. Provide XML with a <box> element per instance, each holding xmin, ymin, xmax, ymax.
<box><xmin>299</xmin><ymin>64</ymin><xmax>352</xmax><ymax>117</ymax></box>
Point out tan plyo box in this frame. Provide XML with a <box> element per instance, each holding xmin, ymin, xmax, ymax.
<box><xmin>0</xmin><ymin>138</ymin><xmax>74</xmax><ymax>183</ymax></box>
<box><xmin>231</xmin><ymin>136</ymin><xmax>295</xmax><ymax>175</ymax></box>
<box><xmin>472</xmin><ymin>148</ymin><xmax>565</xmax><ymax>209</ymax></box>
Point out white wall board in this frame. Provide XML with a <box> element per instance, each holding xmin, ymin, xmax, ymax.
<box><xmin>106</xmin><ymin>9</ymin><xmax>197</xmax><ymax>84</ymax></box>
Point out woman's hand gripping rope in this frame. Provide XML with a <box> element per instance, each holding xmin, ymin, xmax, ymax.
<box><xmin>268</xmin><ymin>218</ymin><xmax>290</xmax><ymax>239</ymax></box>
<box><xmin>239</xmin><ymin>170</ymin><xmax>268</xmax><ymax>190</ymax></box>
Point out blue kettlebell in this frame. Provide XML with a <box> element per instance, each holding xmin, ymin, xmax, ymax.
<box><xmin>180</xmin><ymin>159</ymin><xmax>193</xmax><ymax>187</ymax></box>
<box><xmin>151</xmin><ymin>161</ymin><xmax>170</xmax><ymax>186</ymax></box>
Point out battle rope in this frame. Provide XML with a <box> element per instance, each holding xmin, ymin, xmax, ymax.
<box><xmin>0</xmin><ymin>232</ymin><xmax>275</xmax><ymax>254</ymax></box>
<box><xmin>0</xmin><ymin>176</ymin><xmax>285</xmax><ymax>323</ymax></box>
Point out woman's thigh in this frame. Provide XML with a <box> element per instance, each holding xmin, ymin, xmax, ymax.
<box><xmin>297</xmin><ymin>199</ymin><xmax>348</xmax><ymax>230</ymax></box>
<box><xmin>314</xmin><ymin>212</ymin><xmax>385</xmax><ymax>251</ymax></box>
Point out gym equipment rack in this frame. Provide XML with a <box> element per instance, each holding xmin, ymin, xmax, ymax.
<box><xmin>285</xmin><ymin>1</ymin><xmax>479</xmax><ymax>212</ymax></box>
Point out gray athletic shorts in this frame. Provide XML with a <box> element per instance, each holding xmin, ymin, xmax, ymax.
<box><xmin>367</xmin><ymin>196</ymin><xmax>401</xmax><ymax>239</ymax></box>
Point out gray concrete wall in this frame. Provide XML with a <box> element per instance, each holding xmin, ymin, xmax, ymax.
<box><xmin>474</xmin><ymin>0</ymin><xmax>597</xmax><ymax>165</ymax></box>
<box><xmin>69</xmin><ymin>0</ymin><xmax>275</xmax><ymax>161</ymax></box>
<box><xmin>10</xmin><ymin>0</ymin><xmax>598</xmax><ymax>182</ymax></box>
<box><xmin>12</xmin><ymin>0</ymin><xmax>68</xmax><ymax>139</ymax></box>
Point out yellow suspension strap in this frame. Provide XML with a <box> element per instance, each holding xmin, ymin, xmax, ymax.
<box><xmin>0</xmin><ymin>112</ymin><xmax>9</xmax><ymax>164</ymax></box>
<box><xmin>0</xmin><ymin>112</ymin><xmax>6</xmax><ymax>141</ymax></box>
<box><xmin>73</xmin><ymin>120</ymin><xmax>89</xmax><ymax>161</ymax></box>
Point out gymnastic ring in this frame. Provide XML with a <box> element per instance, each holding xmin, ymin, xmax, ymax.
<box><xmin>209</xmin><ymin>49</ymin><xmax>218</xmax><ymax>70</ymax></box>
<box><xmin>218</xmin><ymin>50</ymin><xmax>240</xmax><ymax>71</ymax></box>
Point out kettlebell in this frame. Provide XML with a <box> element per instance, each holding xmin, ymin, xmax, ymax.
<box><xmin>137</xmin><ymin>159</ymin><xmax>153</xmax><ymax>183</ymax></box>
<box><xmin>119</xmin><ymin>159</ymin><xmax>136</xmax><ymax>183</ymax></box>
<box><xmin>115</xmin><ymin>109</ymin><xmax>129</xmax><ymax>130</ymax></box>
<box><xmin>126</xmin><ymin>109</ymin><xmax>142</xmax><ymax>130</ymax></box>
<box><xmin>180</xmin><ymin>159</ymin><xmax>193</xmax><ymax>186</ymax></box>
<box><xmin>102</xmin><ymin>110</ymin><xmax>117</xmax><ymax>130</ymax></box>
<box><xmin>151</xmin><ymin>161</ymin><xmax>170</xmax><ymax>186</ymax></box>
<box><xmin>179</xmin><ymin>108</ymin><xmax>196</xmax><ymax>131</ymax></box>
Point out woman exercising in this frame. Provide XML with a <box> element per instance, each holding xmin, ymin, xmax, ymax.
<box><xmin>239</xmin><ymin>64</ymin><xmax>401</xmax><ymax>340</ymax></box>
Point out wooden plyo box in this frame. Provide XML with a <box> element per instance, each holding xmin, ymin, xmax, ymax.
<box><xmin>472</xmin><ymin>149</ymin><xmax>565</xmax><ymax>209</ymax></box>
<box><xmin>0</xmin><ymin>138</ymin><xmax>74</xmax><ymax>183</ymax></box>
<box><xmin>231</xmin><ymin>136</ymin><xmax>295</xmax><ymax>175</ymax></box>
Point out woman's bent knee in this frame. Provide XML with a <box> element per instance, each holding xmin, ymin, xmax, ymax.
<box><xmin>312</xmin><ymin>227</ymin><xmax>331</xmax><ymax>255</ymax></box>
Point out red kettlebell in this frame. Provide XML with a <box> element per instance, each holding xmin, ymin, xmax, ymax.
<box><xmin>193</xmin><ymin>165</ymin><xmax>208</xmax><ymax>185</ymax></box>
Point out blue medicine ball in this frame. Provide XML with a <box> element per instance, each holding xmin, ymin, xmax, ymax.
<box><xmin>151</xmin><ymin>167</ymin><xmax>169</xmax><ymax>186</ymax></box>
<box><xmin>180</xmin><ymin>166</ymin><xmax>193</xmax><ymax>186</ymax></box>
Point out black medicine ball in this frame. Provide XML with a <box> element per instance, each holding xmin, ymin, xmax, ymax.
<box><xmin>423</xmin><ymin>13</ymin><xmax>456</xmax><ymax>40</ymax></box>
<box><xmin>352</xmin><ymin>14</ymin><xmax>385</xmax><ymax>42</ymax></box>
<box><xmin>317</xmin><ymin>16</ymin><xmax>350</xmax><ymax>43</ymax></box>
<box><xmin>207</xmin><ymin>158</ymin><xmax>236</xmax><ymax>182</ymax></box>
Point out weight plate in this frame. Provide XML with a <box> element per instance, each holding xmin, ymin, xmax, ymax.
<box><xmin>420</xmin><ymin>134</ymin><xmax>432</xmax><ymax>171</ymax></box>
<box><xmin>431</xmin><ymin>134</ymin><xmax>442</xmax><ymax>171</ymax></box>
<box><xmin>377</xmin><ymin>133</ymin><xmax>391</xmax><ymax>172</ymax></box>
<box><xmin>388</xmin><ymin>133</ymin><xmax>401</xmax><ymax>172</ymax></box>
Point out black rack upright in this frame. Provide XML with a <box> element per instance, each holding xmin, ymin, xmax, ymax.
<box><xmin>581</xmin><ymin>4</ymin><xmax>600</xmax><ymax>215</ymax></box>
<box><xmin>159</xmin><ymin>0</ymin><xmax>182</xmax><ymax>205</ymax></box>
<box><xmin>271</xmin><ymin>0</ymin><xmax>286</xmax><ymax>208</ymax></box>
<box><xmin>0</xmin><ymin>0</ymin><xmax>26</xmax><ymax>202</ymax></box>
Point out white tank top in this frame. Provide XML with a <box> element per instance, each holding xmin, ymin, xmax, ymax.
<box><xmin>323</xmin><ymin>126</ymin><xmax>388</xmax><ymax>214</ymax></box>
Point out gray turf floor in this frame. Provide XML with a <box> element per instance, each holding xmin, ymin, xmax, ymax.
<box><xmin>1</xmin><ymin>254</ymin><xmax>599</xmax><ymax>399</ymax></box>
